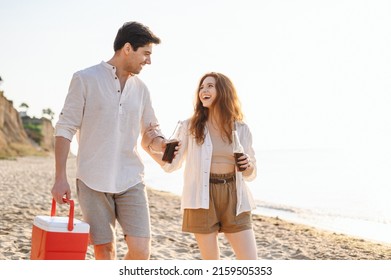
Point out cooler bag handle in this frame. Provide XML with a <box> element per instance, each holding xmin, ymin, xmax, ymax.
<box><xmin>51</xmin><ymin>198</ymin><xmax>75</xmax><ymax>231</ymax></box>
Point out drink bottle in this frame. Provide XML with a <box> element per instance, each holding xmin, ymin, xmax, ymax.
<box><xmin>232</xmin><ymin>130</ymin><xmax>246</xmax><ymax>171</ymax></box>
<box><xmin>162</xmin><ymin>121</ymin><xmax>182</xmax><ymax>163</ymax></box>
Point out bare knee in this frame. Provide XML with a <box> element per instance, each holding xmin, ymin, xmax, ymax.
<box><xmin>94</xmin><ymin>242</ymin><xmax>116</xmax><ymax>260</ymax></box>
<box><xmin>125</xmin><ymin>247</ymin><xmax>150</xmax><ymax>260</ymax></box>
<box><xmin>125</xmin><ymin>236</ymin><xmax>151</xmax><ymax>260</ymax></box>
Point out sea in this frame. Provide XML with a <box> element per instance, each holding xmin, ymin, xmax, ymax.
<box><xmin>141</xmin><ymin>148</ymin><xmax>391</xmax><ymax>245</ymax></box>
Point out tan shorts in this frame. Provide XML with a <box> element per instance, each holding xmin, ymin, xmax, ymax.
<box><xmin>76</xmin><ymin>179</ymin><xmax>151</xmax><ymax>245</ymax></box>
<box><xmin>182</xmin><ymin>173</ymin><xmax>252</xmax><ymax>234</ymax></box>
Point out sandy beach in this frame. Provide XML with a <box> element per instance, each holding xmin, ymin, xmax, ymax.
<box><xmin>1</xmin><ymin>155</ymin><xmax>391</xmax><ymax>260</ymax></box>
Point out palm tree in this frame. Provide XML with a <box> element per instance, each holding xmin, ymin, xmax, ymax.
<box><xmin>42</xmin><ymin>108</ymin><xmax>55</xmax><ymax>120</ymax></box>
<box><xmin>19</xmin><ymin>102</ymin><xmax>29</xmax><ymax>112</ymax></box>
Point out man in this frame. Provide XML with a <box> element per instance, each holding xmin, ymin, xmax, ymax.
<box><xmin>51</xmin><ymin>21</ymin><xmax>166</xmax><ymax>260</ymax></box>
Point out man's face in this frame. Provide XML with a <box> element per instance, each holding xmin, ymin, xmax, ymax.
<box><xmin>126</xmin><ymin>43</ymin><xmax>153</xmax><ymax>74</ymax></box>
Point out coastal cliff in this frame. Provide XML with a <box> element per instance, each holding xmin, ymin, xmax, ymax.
<box><xmin>0</xmin><ymin>91</ymin><xmax>54</xmax><ymax>158</ymax></box>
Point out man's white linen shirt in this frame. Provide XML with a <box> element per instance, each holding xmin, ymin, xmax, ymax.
<box><xmin>55</xmin><ymin>61</ymin><xmax>161</xmax><ymax>193</ymax></box>
<box><xmin>162</xmin><ymin>120</ymin><xmax>257</xmax><ymax>216</ymax></box>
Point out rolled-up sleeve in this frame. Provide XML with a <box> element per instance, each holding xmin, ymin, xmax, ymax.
<box><xmin>55</xmin><ymin>73</ymin><xmax>86</xmax><ymax>141</ymax></box>
<box><xmin>240</xmin><ymin>123</ymin><xmax>257</xmax><ymax>181</ymax></box>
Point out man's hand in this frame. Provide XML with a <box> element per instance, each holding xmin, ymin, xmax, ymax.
<box><xmin>51</xmin><ymin>178</ymin><xmax>71</xmax><ymax>204</ymax></box>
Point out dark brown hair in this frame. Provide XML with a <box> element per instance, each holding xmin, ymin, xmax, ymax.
<box><xmin>113</xmin><ymin>21</ymin><xmax>161</xmax><ymax>51</ymax></box>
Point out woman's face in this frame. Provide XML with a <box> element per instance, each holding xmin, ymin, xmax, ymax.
<box><xmin>198</xmin><ymin>76</ymin><xmax>217</xmax><ymax>108</ymax></box>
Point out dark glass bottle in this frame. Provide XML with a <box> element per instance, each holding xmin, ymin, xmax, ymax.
<box><xmin>232</xmin><ymin>130</ymin><xmax>246</xmax><ymax>171</ymax></box>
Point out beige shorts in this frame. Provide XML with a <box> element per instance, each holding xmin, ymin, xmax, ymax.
<box><xmin>76</xmin><ymin>179</ymin><xmax>151</xmax><ymax>245</ymax></box>
<box><xmin>182</xmin><ymin>173</ymin><xmax>252</xmax><ymax>234</ymax></box>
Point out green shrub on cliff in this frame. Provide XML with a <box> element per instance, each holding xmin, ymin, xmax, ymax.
<box><xmin>23</xmin><ymin>122</ymin><xmax>43</xmax><ymax>145</ymax></box>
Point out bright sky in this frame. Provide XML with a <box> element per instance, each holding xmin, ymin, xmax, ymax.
<box><xmin>1</xmin><ymin>0</ymin><xmax>390</xmax><ymax>153</ymax></box>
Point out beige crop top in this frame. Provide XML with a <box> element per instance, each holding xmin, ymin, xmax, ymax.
<box><xmin>208</xmin><ymin>124</ymin><xmax>236</xmax><ymax>165</ymax></box>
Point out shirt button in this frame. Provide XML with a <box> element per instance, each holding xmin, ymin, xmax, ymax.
<box><xmin>117</xmin><ymin>90</ymin><xmax>120</xmax><ymax>93</ymax></box>
<box><xmin>115</xmin><ymin>77</ymin><xmax>118</xmax><ymax>79</ymax></box>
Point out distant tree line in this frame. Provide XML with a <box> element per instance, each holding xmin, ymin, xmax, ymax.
<box><xmin>19</xmin><ymin>102</ymin><xmax>55</xmax><ymax>120</ymax></box>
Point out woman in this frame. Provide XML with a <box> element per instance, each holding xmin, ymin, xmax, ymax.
<box><xmin>158</xmin><ymin>72</ymin><xmax>257</xmax><ymax>259</ymax></box>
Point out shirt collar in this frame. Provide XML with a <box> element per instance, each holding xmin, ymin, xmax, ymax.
<box><xmin>100</xmin><ymin>61</ymin><xmax>116</xmax><ymax>72</ymax></box>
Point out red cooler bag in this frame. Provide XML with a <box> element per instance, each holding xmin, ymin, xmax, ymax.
<box><xmin>30</xmin><ymin>198</ymin><xmax>90</xmax><ymax>260</ymax></box>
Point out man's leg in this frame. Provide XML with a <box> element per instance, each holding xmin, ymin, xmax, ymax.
<box><xmin>94</xmin><ymin>242</ymin><xmax>116</xmax><ymax>260</ymax></box>
<box><xmin>116</xmin><ymin>182</ymin><xmax>151</xmax><ymax>260</ymax></box>
<box><xmin>77</xmin><ymin>180</ymin><xmax>117</xmax><ymax>260</ymax></box>
<box><xmin>124</xmin><ymin>235</ymin><xmax>151</xmax><ymax>260</ymax></box>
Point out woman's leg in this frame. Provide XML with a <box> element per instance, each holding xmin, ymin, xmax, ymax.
<box><xmin>194</xmin><ymin>231</ymin><xmax>220</xmax><ymax>260</ymax></box>
<box><xmin>224</xmin><ymin>229</ymin><xmax>258</xmax><ymax>260</ymax></box>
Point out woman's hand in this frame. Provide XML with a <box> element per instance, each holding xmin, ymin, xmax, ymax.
<box><xmin>237</xmin><ymin>153</ymin><xmax>253</xmax><ymax>176</ymax></box>
<box><xmin>236</xmin><ymin>153</ymin><xmax>251</xmax><ymax>170</ymax></box>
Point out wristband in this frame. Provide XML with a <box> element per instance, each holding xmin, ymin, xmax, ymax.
<box><xmin>148</xmin><ymin>136</ymin><xmax>165</xmax><ymax>154</ymax></box>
